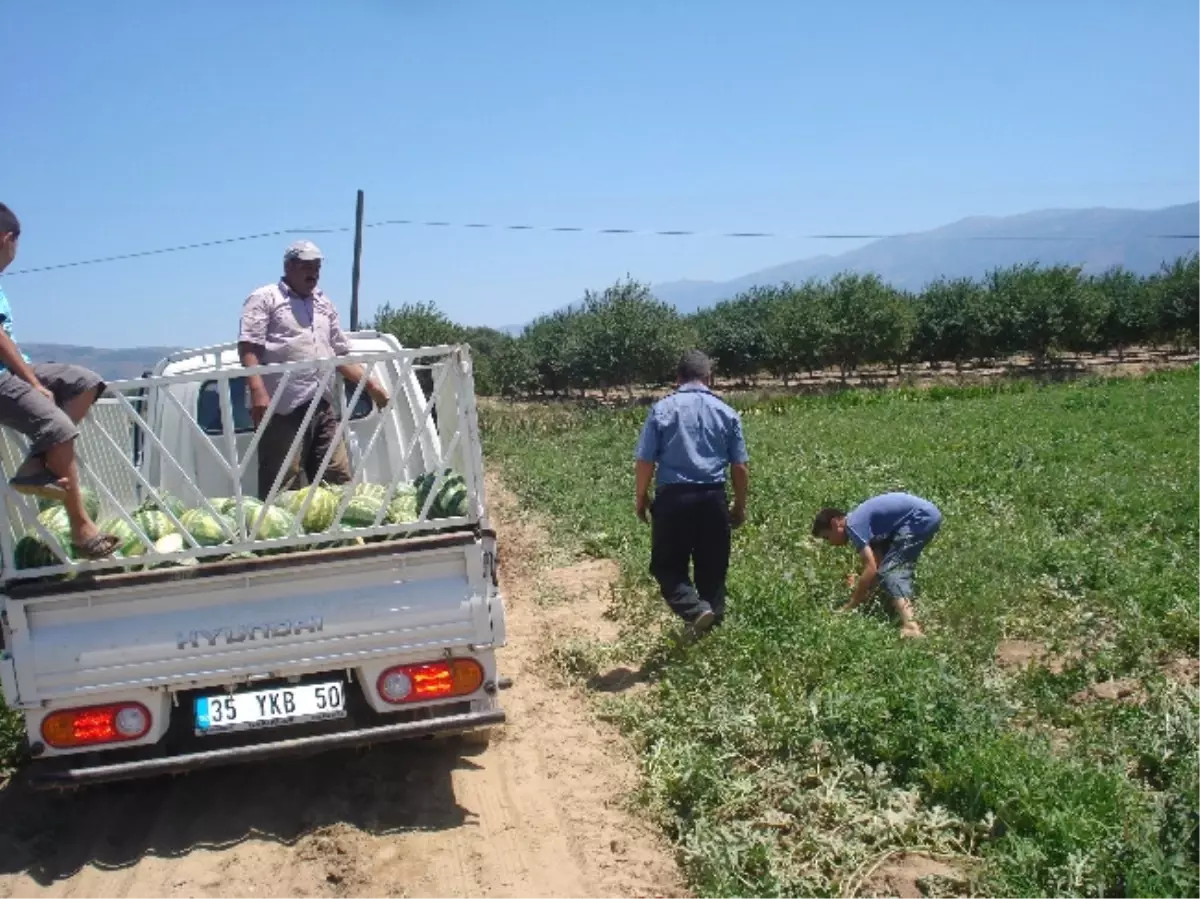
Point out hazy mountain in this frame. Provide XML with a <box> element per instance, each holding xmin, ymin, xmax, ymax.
<box><xmin>652</xmin><ymin>201</ymin><xmax>1199</xmax><ymax>313</ymax></box>
<box><xmin>20</xmin><ymin>343</ymin><xmax>182</xmax><ymax>382</ymax></box>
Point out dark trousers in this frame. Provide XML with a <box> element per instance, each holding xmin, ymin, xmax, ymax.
<box><xmin>257</xmin><ymin>400</ymin><xmax>351</xmax><ymax>500</ymax></box>
<box><xmin>649</xmin><ymin>483</ymin><xmax>731</xmax><ymax>625</ymax></box>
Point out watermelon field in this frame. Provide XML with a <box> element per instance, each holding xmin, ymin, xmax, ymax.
<box><xmin>481</xmin><ymin>367</ymin><xmax>1199</xmax><ymax>898</ymax></box>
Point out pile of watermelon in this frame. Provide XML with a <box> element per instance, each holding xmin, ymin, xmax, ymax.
<box><xmin>10</xmin><ymin>469</ymin><xmax>473</xmax><ymax>575</ymax></box>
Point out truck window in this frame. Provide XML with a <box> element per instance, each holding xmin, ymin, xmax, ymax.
<box><xmin>197</xmin><ymin>379</ymin><xmax>373</xmax><ymax>435</ymax></box>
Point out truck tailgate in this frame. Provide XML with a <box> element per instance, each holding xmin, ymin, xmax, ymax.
<box><xmin>2</xmin><ymin>536</ymin><xmax>500</xmax><ymax>706</ymax></box>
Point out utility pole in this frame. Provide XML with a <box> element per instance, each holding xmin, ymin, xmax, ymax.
<box><xmin>350</xmin><ymin>189</ymin><xmax>365</xmax><ymax>330</ymax></box>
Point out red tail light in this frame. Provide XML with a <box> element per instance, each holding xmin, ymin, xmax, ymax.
<box><xmin>377</xmin><ymin>658</ymin><xmax>485</xmax><ymax>705</ymax></box>
<box><xmin>41</xmin><ymin>702</ymin><xmax>152</xmax><ymax>748</ymax></box>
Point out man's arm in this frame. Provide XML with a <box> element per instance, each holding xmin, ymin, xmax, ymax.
<box><xmin>635</xmin><ymin>459</ymin><xmax>655</xmax><ymax>522</ymax></box>
<box><xmin>237</xmin><ymin>341</ymin><xmax>272</xmax><ymax>427</ymax></box>
<box><xmin>727</xmin><ymin>412</ymin><xmax>750</xmax><ymax>526</ymax></box>
<box><xmin>327</xmin><ymin>301</ymin><xmax>389</xmax><ymax>407</ymax></box>
<box><xmin>633</xmin><ymin>412</ymin><xmax>659</xmax><ymax>522</ymax></box>
<box><xmin>237</xmin><ymin>289</ymin><xmax>274</xmax><ymax>426</ymax></box>
<box><xmin>729</xmin><ymin>462</ymin><xmax>749</xmax><ymax>526</ymax></box>
<box><xmin>841</xmin><ymin>544</ymin><xmax>878</xmax><ymax>611</ymax></box>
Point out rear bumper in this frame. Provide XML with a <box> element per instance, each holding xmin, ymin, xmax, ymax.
<box><xmin>26</xmin><ymin>707</ymin><xmax>505</xmax><ymax>790</ymax></box>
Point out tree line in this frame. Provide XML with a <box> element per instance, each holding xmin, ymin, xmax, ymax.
<box><xmin>370</xmin><ymin>253</ymin><xmax>1199</xmax><ymax>398</ymax></box>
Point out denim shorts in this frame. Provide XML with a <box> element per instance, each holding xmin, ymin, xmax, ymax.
<box><xmin>872</xmin><ymin>517</ymin><xmax>942</xmax><ymax>599</ymax></box>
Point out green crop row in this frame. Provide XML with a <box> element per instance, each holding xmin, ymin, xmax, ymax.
<box><xmin>482</xmin><ymin>368</ymin><xmax>1199</xmax><ymax>897</ymax></box>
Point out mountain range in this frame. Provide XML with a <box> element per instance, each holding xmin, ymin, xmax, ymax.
<box><xmin>11</xmin><ymin>201</ymin><xmax>1198</xmax><ymax>372</ymax></box>
<box><xmin>649</xmin><ymin>201</ymin><xmax>1199</xmax><ymax>313</ymax></box>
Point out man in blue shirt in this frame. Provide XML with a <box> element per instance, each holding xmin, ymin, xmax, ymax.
<box><xmin>634</xmin><ymin>350</ymin><xmax>749</xmax><ymax>636</ymax></box>
<box><xmin>0</xmin><ymin>202</ymin><xmax>120</xmax><ymax>559</ymax></box>
<box><xmin>811</xmin><ymin>492</ymin><xmax>943</xmax><ymax>637</ymax></box>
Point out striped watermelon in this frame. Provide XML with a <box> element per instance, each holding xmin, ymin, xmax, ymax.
<box><xmin>414</xmin><ymin>470</ymin><xmax>470</xmax><ymax>520</ymax></box>
<box><xmin>13</xmin><ymin>534</ymin><xmax>63</xmax><ymax>570</ymax></box>
<box><xmin>99</xmin><ymin>515</ymin><xmax>152</xmax><ymax>560</ymax></box>
<box><xmin>134</xmin><ymin>509</ymin><xmax>178</xmax><ymax>542</ymax></box>
<box><xmin>339</xmin><ymin>494</ymin><xmax>387</xmax><ymax>529</ymax></box>
<box><xmin>137</xmin><ymin>490</ymin><xmax>188</xmax><ymax>519</ymax></box>
<box><xmin>386</xmin><ymin>486</ymin><xmax>418</xmax><ymax>524</ymax></box>
<box><xmin>280</xmin><ymin>485</ymin><xmax>340</xmax><ymax>534</ymax></box>
<box><xmin>179</xmin><ymin>508</ymin><xmax>235</xmax><ymax>546</ymax></box>
<box><xmin>38</xmin><ymin>484</ymin><xmax>101</xmax><ymax>522</ymax></box>
<box><xmin>36</xmin><ymin>505</ymin><xmax>72</xmax><ymax>543</ymax></box>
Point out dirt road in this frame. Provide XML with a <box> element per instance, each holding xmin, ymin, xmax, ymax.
<box><xmin>0</xmin><ymin>473</ymin><xmax>686</xmax><ymax>899</ymax></box>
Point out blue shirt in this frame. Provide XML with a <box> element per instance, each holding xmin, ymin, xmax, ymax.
<box><xmin>0</xmin><ymin>283</ymin><xmax>31</xmax><ymax>376</ymax></box>
<box><xmin>634</xmin><ymin>382</ymin><xmax>749</xmax><ymax>487</ymax></box>
<box><xmin>845</xmin><ymin>492</ymin><xmax>941</xmax><ymax>550</ymax></box>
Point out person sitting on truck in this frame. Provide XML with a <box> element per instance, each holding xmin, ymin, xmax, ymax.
<box><xmin>238</xmin><ymin>239</ymin><xmax>390</xmax><ymax>500</ymax></box>
<box><xmin>0</xmin><ymin>202</ymin><xmax>120</xmax><ymax>559</ymax></box>
<box><xmin>811</xmin><ymin>491</ymin><xmax>943</xmax><ymax>638</ymax></box>
<box><xmin>634</xmin><ymin>349</ymin><xmax>750</xmax><ymax>638</ymax></box>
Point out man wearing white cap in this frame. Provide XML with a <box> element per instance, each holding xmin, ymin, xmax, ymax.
<box><xmin>237</xmin><ymin>240</ymin><xmax>389</xmax><ymax>499</ymax></box>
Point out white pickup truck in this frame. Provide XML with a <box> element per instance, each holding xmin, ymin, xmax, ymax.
<box><xmin>0</xmin><ymin>334</ymin><xmax>508</xmax><ymax>789</ymax></box>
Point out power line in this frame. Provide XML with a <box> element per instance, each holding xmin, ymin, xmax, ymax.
<box><xmin>2</xmin><ymin>215</ymin><xmax>1196</xmax><ymax>277</ymax></box>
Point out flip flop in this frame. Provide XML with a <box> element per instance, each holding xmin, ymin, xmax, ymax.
<box><xmin>72</xmin><ymin>533</ymin><xmax>121</xmax><ymax>560</ymax></box>
<box><xmin>8</xmin><ymin>470</ymin><xmax>69</xmax><ymax>499</ymax></box>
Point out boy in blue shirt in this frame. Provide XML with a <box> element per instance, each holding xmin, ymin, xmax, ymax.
<box><xmin>0</xmin><ymin>202</ymin><xmax>119</xmax><ymax>559</ymax></box>
<box><xmin>811</xmin><ymin>492</ymin><xmax>943</xmax><ymax>638</ymax></box>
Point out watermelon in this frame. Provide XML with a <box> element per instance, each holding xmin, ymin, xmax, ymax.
<box><xmin>414</xmin><ymin>470</ymin><xmax>470</xmax><ymax>520</ymax></box>
<box><xmin>280</xmin><ymin>485</ymin><xmax>339</xmax><ymax>534</ymax></box>
<box><xmin>37</xmin><ymin>484</ymin><xmax>101</xmax><ymax>521</ymax></box>
<box><xmin>98</xmin><ymin>515</ymin><xmax>152</xmax><ymax>560</ymax></box>
<box><xmin>14</xmin><ymin>534</ymin><xmax>60</xmax><ymax>570</ymax></box>
<box><xmin>386</xmin><ymin>486</ymin><xmax>418</xmax><ymax>525</ymax></box>
<box><xmin>137</xmin><ymin>490</ymin><xmax>188</xmax><ymax>519</ymax></box>
<box><xmin>134</xmin><ymin>509</ymin><xmax>178</xmax><ymax>542</ymax></box>
<box><xmin>36</xmin><ymin>505</ymin><xmax>72</xmax><ymax>543</ymax></box>
<box><xmin>339</xmin><ymin>494</ymin><xmax>387</xmax><ymax>529</ymax></box>
<box><xmin>179</xmin><ymin>508</ymin><xmax>235</xmax><ymax>546</ymax></box>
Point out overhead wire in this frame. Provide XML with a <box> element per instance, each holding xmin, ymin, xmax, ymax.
<box><xmin>3</xmin><ymin>215</ymin><xmax>1196</xmax><ymax>277</ymax></box>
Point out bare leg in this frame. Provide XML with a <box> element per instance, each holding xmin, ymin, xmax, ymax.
<box><xmin>12</xmin><ymin>386</ymin><xmax>100</xmax><ymax>482</ymax></box>
<box><xmin>892</xmin><ymin>597</ymin><xmax>924</xmax><ymax>638</ymax></box>
<box><xmin>61</xmin><ymin>385</ymin><xmax>101</xmax><ymax>424</ymax></box>
<box><xmin>42</xmin><ymin>439</ymin><xmax>105</xmax><ymax>551</ymax></box>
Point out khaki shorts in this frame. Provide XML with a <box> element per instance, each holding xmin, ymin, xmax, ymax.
<box><xmin>0</xmin><ymin>362</ymin><xmax>106</xmax><ymax>456</ymax></box>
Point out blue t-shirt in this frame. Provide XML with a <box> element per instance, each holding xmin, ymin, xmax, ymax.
<box><xmin>634</xmin><ymin>382</ymin><xmax>749</xmax><ymax>487</ymax></box>
<box><xmin>845</xmin><ymin>492</ymin><xmax>941</xmax><ymax>550</ymax></box>
<box><xmin>0</xmin><ymin>283</ymin><xmax>31</xmax><ymax>375</ymax></box>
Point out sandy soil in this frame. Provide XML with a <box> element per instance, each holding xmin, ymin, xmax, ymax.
<box><xmin>0</xmin><ymin>472</ymin><xmax>686</xmax><ymax>899</ymax></box>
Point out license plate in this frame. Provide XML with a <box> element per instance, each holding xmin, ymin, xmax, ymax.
<box><xmin>194</xmin><ymin>681</ymin><xmax>347</xmax><ymax>735</ymax></box>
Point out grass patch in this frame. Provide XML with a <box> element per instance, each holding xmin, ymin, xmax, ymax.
<box><xmin>483</xmin><ymin>369</ymin><xmax>1199</xmax><ymax>897</ymax></box>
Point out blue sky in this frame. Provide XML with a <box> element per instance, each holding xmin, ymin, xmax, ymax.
<box><xmin>1</xmin><ymin>0</ymin><xmax>1196</xmax><ymax>349</ymax></box>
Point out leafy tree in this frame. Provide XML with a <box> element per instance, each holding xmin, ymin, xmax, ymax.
<box><xmin>372</xmin><ymin>301</ymin><xmax>463</xmax><ymax>348</ymax></box>
<box><xmin>770</xmin><ymin>280</ymin><xmax>832</xmax><ymax>379</ymax></box>
<box><xmin>986</xmin><ymin>263</ymin><xmax>1095</xmax><ymax>368</ymax></box>
<box><xmin>825</xmin><ymin>272</ymin><xmax>910</xmax><ymax>380</ymax></box>
<box><xmin>694</xmin><ymin>293</ymin><xmax>772</xmax><ymax>383</ymax></box>
<box><xmin>1092</xmin><ymin>267</ymin><xmax>1152</xmax><ymax>361</ymax></box>
<box><xmin>490</xmin><ymin>337</ymin><xmax>540</xmax><ymax>398</ymax></box>
<box><xmin>575</xmin><ymin>279</ymin><xmax>689</xmax><ymax>395</ymax></box>
<box><xmin>914</xmin><ymin>277</ymin><xmax>989</xmax><ymax>371</ymax></box>
<box><xmin>1150</xmin><ymin>252</ymin><xmax>1200</xmax><ymax>352</ymax></box>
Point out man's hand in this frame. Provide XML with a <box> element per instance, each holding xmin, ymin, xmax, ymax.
<box><xmin>367</xmin><ymin>380</ymin><xmax>390</xmax><ymax>409</ymax></box>
<box><xmin>249</xmin><ymin>384</ymin><xmax>271</xmax><ymax>427</ymax></box>
<box><xmin>729</xmin><ymin>503</ymin><xmax>746</xmax><ymax>528</ymax></box>
<box><xmin>32</xmin><ymin>381</ymin><xmax>55</xmax><ymax>404</ymax></box>
<box><xmin>636</xmin><ymin>496</ymin><xmax>651</xmax><ymax>524</ymax></box>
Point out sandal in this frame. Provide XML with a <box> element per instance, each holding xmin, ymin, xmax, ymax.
<box><xmin>8</xmin><ymin>470</ymin><xmax>68</xmax><ymax>499</ymax></box>
<box><xmin>72</xmin><ymin>533</ymin><xmax>121</xmax><ymax>560</ymax></box>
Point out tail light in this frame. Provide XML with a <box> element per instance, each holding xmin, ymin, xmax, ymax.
<box><xmin>377</xmin><ymin>658</ymin><xmax>485</xmax><ymax>705</ymax></box>
<box><xmin>41</xmin><ymin>702</ymin><xmax>152</xmax><ymax>749</ymax></box>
